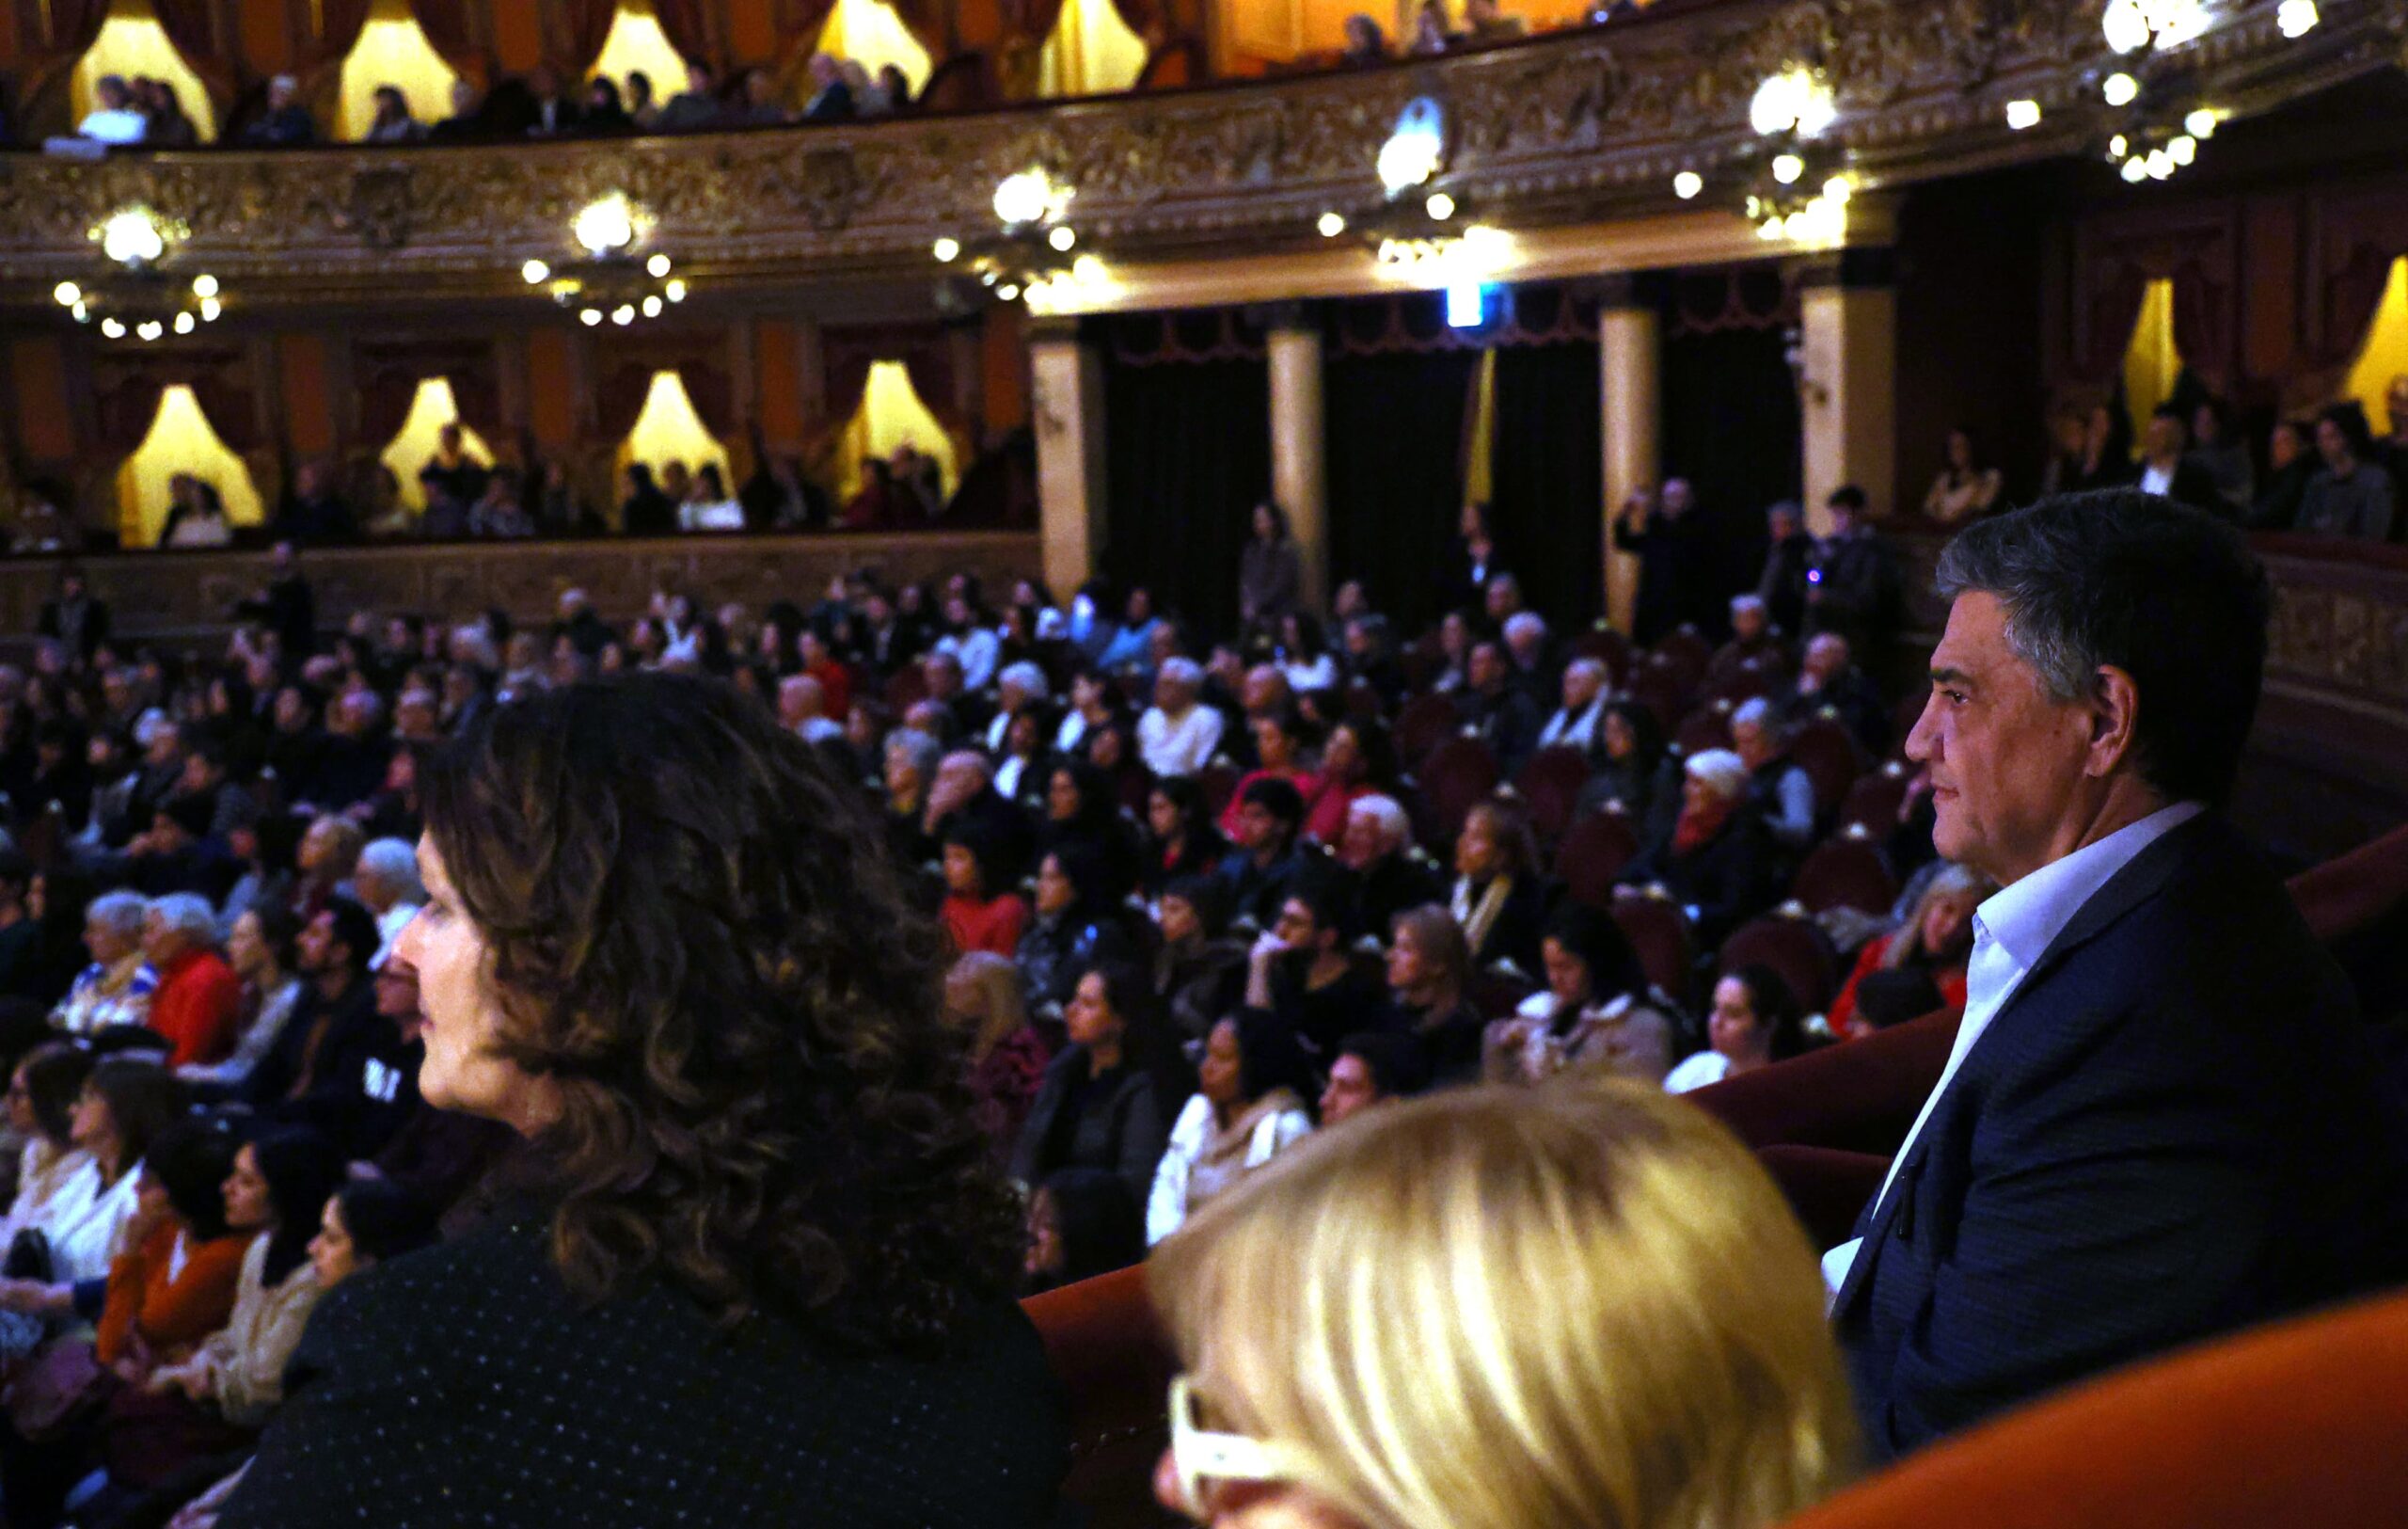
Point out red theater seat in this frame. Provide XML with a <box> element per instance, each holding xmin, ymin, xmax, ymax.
<box><xmin>1394</xmin><ymin>693</ymin><xmax>1460</xmax><ymax>764</ymax></box>
<box><xmin>1793</xmin><ymin>833</ymin><xmax>1899</xmax><ymax>916</ymax></box>
<box><xmin>1719</xmin><ymin>912</ymin><xmax>1841</xmax><ymax>1014</ymax></box>
<box><xmin>1558</xmin><ymin>811</ymin><xmax>1640</xmax><ymax>908</ymax></box>
<box><xmin>1023</xmin><ymin>1266</ymin><xmax>1180</xmax><ymax>1529</ymax></box>
<box><xmin>2287</xmin><ymin>820</ymin><xmax>2408</xmax><ymax>946</ymax></box>
<box><xmin>1514</xmin><ymin>744</ymin><xmax>1593</xmax><ymax>844</ymax></box>
<box><xmin>1781</xmin><ymin>1287</ymin><xmax>2408</xmax><ymax>1529</ymax></box>
<box><xmin>1755</xmin><ymin>1144</ymin><xmax>1890</xmax><ymax>1251</ymax></box>
<box><xmin>1610</xmin><ymin>893</ymin><xmax>1697</xmax><ymax>1007</ymax></box>
<box><xmin>1413</xmin><ymin>735</ymin><xmax>1499</xmax><ymax>850</ymax></box>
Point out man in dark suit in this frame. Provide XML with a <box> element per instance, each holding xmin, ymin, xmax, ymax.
<box><xmin>1832</xmin><ymin>489</ymin><xmax>2408</xmax><ymax>1463</ymax></box>
<box><xmin>2131</xmin><ymin>404</ymin><xmax>2227</xmax><ymax>516</ymax></box>
<box><xmin>37</xmin><ymin>566</ymin><xmax>109</xmax><ymax>664</ymax></box>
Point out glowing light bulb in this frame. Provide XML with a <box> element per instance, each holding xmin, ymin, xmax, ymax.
<box><xmin>71</xmin><ymin>302</ymin><xmax>87</xmax><ymax>322</ymax></box>
<box><xmin>2169</xmin><ymin>134</ymin><xmax>2196</xmax><ymax>166</ymax></box>
<box><xmin>992</xmin><ymin>170</ymin><xmax>1057</xmax><ymax>227</ymax></box>
<box><xmin>580</xmin><ymin>308</ymin><xmax>603</xmax><ymax>327</ymax></box>
<box><xmin>192</xmin><ymin>274</ymin><xmax>219</xmax><ymax>298</ymax></box>
<box><xmin>2103</xmin><ymin>72</ymin><xmax>2140</xmax><ymax>107</ymax></box>
<box><xmin>1823</xmin><ymin>174</ymin><xmax>1853</xmax><ymax>203</ymax></box>
<box><xmin>2276</xmin><ymin>0</ymin><xmax>2318</xmax><ymax>39</ymax></box>
<box><xmin>101</xmin><ymin>318</ymin><xmax>126</xmax><ymax>339</ymax></box>
<box><xmin>53</xmin><ymin>282</ymin><xmax>81</xmax><ymax>308</ymax></box>
<box><xmin>2101</xmin><ymin>0</ymin><xmax>2151</xmax><ymax>53</ymax></box>
<box><xmin>2184</xmin><ymin>108</ymin><xmax>2219</xmax><ymax>138</ymax></box>
<box><xmin>1771</xmin><ymin>153</ymin><xmax>1804</xmax><ymax>184</ymax></box>
<box><xmin>2004</xmin><ymin>99</ymin><xmax>2041</xmax><ymax>131</ymax></box>
<box><xmin>645</xmin><ymin>254</ymin><xmax>672</xmax><ymax>278</ymax></box>
<box><xmin>520</xmin><ymin>260</ymin><xmax>549</xmax><ymax>285</ymax></box>
<box><xmin>610</xmin><ymin>304</ymin><xmax>635</xmax><ymax>326</ymax></box>
<box><xmin>932</xmin><ymin>237</ymin><xmax>961</xmax><ymax>263</ymax></box>
<box><xmin>1048</xmin><ymin>226</ymin><xmax>1075</xmax><ymax>252</ymax></box>
<box><xmin>642</xmin><ymin>295</ymin><xmax>663</xmax><ymax>318</ymax></box>
<box><xmin>1672</xmin><ymin>171</ymin><xmax>1703</xmax><ymax>199</ymax></box>
<box><xmin>2146</xmin><ymin>148</ymin><xmax>2175</xmax><ymax>179</ymax></box>
<box><xmin>2121</xmin><ymin>155</ymin><xmax>2150</xmax><ymax>183</ymax></box>
<box><xmin>198</xmin><ymin>297</ymin><xmax>222</xmax><ymax>322</ymax></box>
<box><xmin>100</xmin><ymin>210</ymin><xmax>166</xmax><ymax>266</ymax></box>
<box><xmin>173</xmin><ymin>311</ymin><xmax>195</xmax><ymax>335</ymax></box>
<box><xmin>575</xmin><ymin>197</ymin><xmax>636</xmax><ymax>256</ymax></box>
<box><xmin>996</xmin><ymin>283</ymin><xmax>1022</xmax><ymax>302</ymax></box>
<box><xmin>1425</xmin><ymin>192</ymin><xmax>1455</xmax><ymax>220</ymax></box>
<box><xmin>2109</xmin><ymin>134</ymin><xmax>2130</xmax><ymax>158</ymax></box>
<box><xmin>136</xmin><ymin>321</ymin><xmax>164</xmax><ymax>342</ymax></box>
<box><xmin>665</xmin><ymin>279</ymin><xmax>688</xmax><ymax>303</ymax></box>
<box><xmin>1318</xmin><ymin>212</ymin><xmax>1348</xmax><ymax>237</ymax></box>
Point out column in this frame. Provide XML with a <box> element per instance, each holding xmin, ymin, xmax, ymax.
<box><xmin>1264</xmin><ymin>305</ymin><xmax>1327</xmax><ymax>615</ymax></box>
<box><xmin>1028</xmin><ymin>319</ymin><xmax>1108</xmax><ymax>601</ymax></box>
<box><xmin>1596</xmin><ymin>279</ymin><xmax>1659</xmax><ymax>637</ymax></box>
<box><xmin>1798</xmin><ymin>249</ymin><xmax>1898</xmax><ymax>534</ymax></box>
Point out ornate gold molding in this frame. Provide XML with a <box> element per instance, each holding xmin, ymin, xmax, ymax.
<box><xmin>0</xmin><ymin>0</ymin><xmax>2391</xmax><ymax>306</ymax></box>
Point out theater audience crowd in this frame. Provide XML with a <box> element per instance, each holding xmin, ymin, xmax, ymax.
<box><xmin>0</xmin><ymin>430</ymin><xmax>2398</xmax><ymax>1523</ymax></box>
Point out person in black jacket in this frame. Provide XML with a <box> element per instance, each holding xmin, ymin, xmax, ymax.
<box><xmin>1012</xmin><ymin>962</ymin><xmax>1171</xmax><ymax>1202</ymax></box>
<box><xmin>225</xmin><ymin>674</ymin><xmax>1066</xmax><ymax>1528</ymax></box>
<box><xmin>1807</xmin><ymin>486</ymin><xmax>1902</xmax><ymax>659</ymax></box>
<box><xmin>234</xmin><ymin>539</ymin><xmax>316</xmax><ymax>659</ymax></box>
<box><xmin>242</xmin><ymin>898</ymin><xmax>381</xmax><ymax>1122</ymax></box>
<box><xmin>36</xmin><ymin>566</ymin><xmax>109</xmax><ymax>665</ymax></box>
<box><xmin>1835</xmin><ymin>490</ymin><xmax>2408</xmax><ymax>1465</ymax></box>
<box><xmin>1616</xmin><ymin>749</ymin><xmax>1775</xmax><ymax>948</ymax></box>
<box><xmin>2130</xmin><ymin>404</ymin><xmax>2226</xmax><ymax>515</ymax></box>
<box><xmin>1613</xmin><ymin>479</ymin><xmax>1723</xmax><ymax>644</ymax></box>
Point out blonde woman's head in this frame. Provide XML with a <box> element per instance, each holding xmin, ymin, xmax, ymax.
<box><xmin>1149</xmin><ymin>1079</ymin><xmax>1854</xmax><ymax>1529</ymax></box>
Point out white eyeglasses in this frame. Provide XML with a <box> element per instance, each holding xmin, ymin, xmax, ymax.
<box><xmin>1166</xmin><ymin>1374</ymin><xmax>1311</xmax><ymax>1518</ymax></box>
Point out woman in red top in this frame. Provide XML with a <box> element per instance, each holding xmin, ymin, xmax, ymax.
<box><xmin>939</xmin><ymin>821</ymin><xmax>1028</xmax><ymax>958</ymax></box>
<box><xmin>1830</xmin><ymin>864</ymin><xmax>1988</xmax><ymax>1039</ymax></box>
<box><xmin>1301</xmin><ymin>719</ymin><xmax>1397</xmax><ymax>846</ymax></box>
<box><xmin>1218</xmin><ymin>711</ymin><xmax>1317</xmax><ymax>840</ymax></box>
<box><xmin>96</xmin><ymin>1121</ymin><xmax>250</xmax><ymax>1378</ymax></box>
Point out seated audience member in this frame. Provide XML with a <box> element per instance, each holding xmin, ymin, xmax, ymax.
<box><xmin>1833</xmin><ymin>490</ymin><xmax>2408</xmax><ymax>1465</ymax></box>
<box><xmin>657</xmin><ymin>61</ymin><xmax>724</xmax><ymax>131</ymax></box>
<box><xmin>2</xmin><ymin>1043</ymin><xmax>96</xmax><ymax>1247</ymax></box>
<box><xmin>1217</xmin><ymin>710</ymin><xmax>1315</xmax><ymax>840</ymax></box>
<box><xmin>1138</xmin><ymin>659</ymin><xmax>1224</xmax><ymax>780</ymax></box>
<box><xmin>1037</xmin><ymin>761</ymin><xmax>1139</xmax><ymax>903</ymax></box>
<box><xmin>1456</xmin><ymin>641</ymin><xmax>1544</xmax><ymax>775</ymax></box>
<box><xmin>1015</xmin><ymin>847</ymin><xmax>1135</xmax><ymax>1021</ymax></box>
<box><xmin>161</xmin><ymin>475</ymin><xmax>235</xmax><ymax>549</ymax></box>
<box><xmin>1013</xmin><ymin>964</ymin><xmax>1171</xmax><ymax>1203</ymax></box>
<box><xmin>1575</xmin><ymin>701</ymin><xmax>1681</xmax><ymax>838</ymax></box>
<box><xmin>1755</xmin><ymin>502</ymin><xmax>1814</xmax><ymax>640</ymax></box>
<box><xmin>1096</xmin><ymin>588</ymin><xmax>1164</xmax><ymax>673</ymax></box>
<box><xmin>1617</xmin><ymin>749</ymin><xmax>1774</xmax><ymax>948</ymax></box>
<box><xmin>1275</xmin><ymin>613</ymin><xmax>1339</xmax><ymax>696</ymax></box>
<box><xmin>1215</xmin><ymin>778</ymin><xmax>1308</xmax><ymax>931</ymax></box>
<box><xmin>1317</xmin><ymin>1031</ymin><xmax>1429</xmax><ymax>1125</ymax></box>
<box><xmin>1148</xmin><ymin>1013</ymin><xmax>1313</xmax><ymax>1245</ymax></box>
<box><xmin>1922</xmin><ymin>427</ymin><xmax>2004</xmax><ymax>525</ymax></box>
<box><xmin>676</xmin><ymin>464</ymin><xmax>745</xmax><ymax>532</ymax></box>
<box><xmin>1449</xmin><ymin>798</ymin><xmax>1547</xmax><ymax>977</ymax></box>
<box><xmin>578</xmin><ymin>74</ymin><xmax>632</xmax><ymax>135</ymax></box>
<box><xmin>239</xmin><ymin>900</ymin><xmax>380</xmax><ymax>1131</ymax></box>
<box><xmin>81</xmin><ymin>74</ymin><xmax>151</xmax><ymax>143</ymax></box>
<box><xmin>98</xmin><ymin>1130</ymin><xmax>342</xmax><ymax>1507</ymax></box>
<box><xmin>2296</xmin><ymin>402</ymin><xmax>2398</xmax><ymax>541</ymax></box>
<box><xmin>982</xmin><ymin>661</ymin><xmax>1051</xmax><ymax>754</ymax></box>
<box><xmin>1665</xmin><ymin>964</ymin><xmax>1806</xmax><ymax>1092</ymax></box>
<box><xmin>1140</xmin><ymin>778</ymin><xmax>1228</xmax><ymax>899</ymax></box>
<box><xmin>880</xmin><ymin>728</ymin><xmax>943</xmax><ymax>870</ymax></box>
<box><xmin>1</xmin><ymin>1119</ymin><xmax>246</xmax><ymax>1524</ymax></box>
<box><xmin>940</xmin><ymin>822</ymin><xmax>1028</xmax><ymax>958</ymax></box>
<box><xmin>2186</xmin><ymin>397</ymin><xmax>2256</xmax><ymax>519</ymax></box>
<box><xmin>362</xmin><ymin>83</ymin><xmax>422</xmax><ymax>142</ymax></box>
<box><xmin>163</xmin><ymin>1179</ymin><xmax>443</xmax><ymax>1525</ymax></box>
<box><xmin>1302</xmin><ymin>719</ymin><xmax>1392</xmax><ymax>847</ymax></box>
<box><xmin>1485</xmin><ymin>900</ymin><xmax>1675</xmax><ymax>1085</ymax></box>
<box><xmin>1151</xmin><ymin>878</ymin><xmax>1245</xmax><ymax>1044</ymax></box>
<box><xmin>1808</xmin><ymin>486</ymin><xmax>1904</xmax><ymax>658</ymax></box>
<box><xmin>1732</xmin><ymin>698</ymin><xmax>1818</xmax><ymax>853</ymax></box>
<box><xmin>1829</xmin><ymin>864</ymin><xmax>1987</xmax><ymax>1040</ymax></box>
<box><xmin>362</xmin><ymin>962</ymin><xmax>516</xmax><ymax>1218</ymax></box>
<box><xmin>227</xmin><ymin>675</ymin><xmax>1067</xmax><ymax>1525</ymax></box>
<box><xmin>2130</xmin><ymin>405</ymin><xmax>2223</xmax><ymax>513</ymax></box>
<box><xmin>2247</xmin><ymin>419</ymin><xmax>2318</xmax><ymax>530</ymax></box>
<box><xmin>423</xmin><ymin>78</ymin><xmax>483</xmax><ymax>142</ymax></box>
<box><xmin>1536</xmin><ymin>657</ymin><xmax>1611</xmax><ymax>757</ymax></box>
<box><xmin>1713</xmin><ymin>592</ymin><xmax>1795</xmax><ymax>687</ymax></box>
<box><xmin>1023</xmin><ymin>1168</ymin><xmax>1145</xmax><ymax>1297</ymax></box>
<box><xmin>1244</xmin><ymin>879</ymin><xmax>1384</xmax><ymax>1059</ymax></box>
<box><xmin>1052</xmin><ymin>669</ymin><xmax>1121</xmax><ymax>761</ymax></box>
<box><xmin>1783</xmin><ymin>632</ymin><xmax>1890</xmax><ymax>757</ymax></box>
<box><xmin>944</xmin><ymin>952</ymin><xmax>1052</xmax><ymax>1159</ymax></box>
<box><xmin>142</xmin><ymin>893</ymin><xmax>244</xmax><ymax>1068</ymax></box>
<box><xmin>1148</xmin><ymin>1081</ymin><xmax>1855</xmax><ymax>1528</ymax></box>
<box><xmin>1407</xmin><ymin>0</ymin><xmax>1457</xmax><ymax>52</ymax></box>
<box><xmin>242</xmin><ymin>74</ymin><xmax>317</xmax><ymax>145</ymax></box>
<box><xmin>1337</xmin><ymin>793</ymin><xmax>1440</xmax><ymax>942</ymax></box>
<box><xmin>799</xmin><ymin>55</ymin><xmax>851</xmax><ymax>119</ymax></box>
<box><xmin>1378</xmin><ymin>906</ymin><xmax>1484</xmax><ymax>1087</ymax></box>
<box><xmin>55</xmin><ymin>890</ymin><xmax>160</xmax><ymax>1038</ymax></box>
<box><xmin>1462</xmin><ymin>0</ymin><xmax>1525</xmax><ymax>43</ymax></box>
<box><xmin>1498</xmin><ymin>610</ymin><xmax>1556</xmax><ymax>705</ymax></box>
<box><xmin>1339</xmin><ymin>11</ymin><xmax>1389</xmax><ymax>63</ymax></box>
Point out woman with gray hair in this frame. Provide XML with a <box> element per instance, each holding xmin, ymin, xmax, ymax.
<box><xmin>51</xmin><ymin>890</ymin><xmax>158</xmax><ymax>1038</ymax></box>
<box><xmin>1616</xmin><ymin>748</ymin><xmax>1777</xmax><ymax>946</ymax></box>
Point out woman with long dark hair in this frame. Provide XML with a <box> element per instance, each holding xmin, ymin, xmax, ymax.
<box><xmin>219</xmin><ymin>674</ymin><xmax>1066</xmax><ymax>1526</ymax></box>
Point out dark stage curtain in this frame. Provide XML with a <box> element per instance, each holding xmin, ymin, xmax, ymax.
<box><xmin>1659</xmin><ymin>326</ymin><xmax>1802</xmax><ymax>621</ymax></box>
<box><xmin>1324</xmin><ymin>349</ymin><xmax>1479</xmax><ymax>636</ymax></box>
<box><xmin>1101</xmin><ymin>354</ymin><xmax>1271</xmax><ymax>644</ymax></box>
<box><xmin>1489</xmin><ymin>341</ymin><xmax>1602</xmax><ymax>630</ymax></box>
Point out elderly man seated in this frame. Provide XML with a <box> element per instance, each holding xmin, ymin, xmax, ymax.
<box><xmin>1731</xmin><ymin>697</ymin><xmax>1817</xmax><ymax>851</ymax></box>
<box><xmin>1338</xmin><ymin>793</ymin><xmax>1441</xmax><ymax>940</ymax></box>
<box><xmin>1138</xmin><ymin>658</ymin><xmax>1224</xmax><ymax>779</ymax></box>
<box><xmin>1537</xmin><ymin>657</ymin><xmax>1612</xmax><ymax>757</ymax></box>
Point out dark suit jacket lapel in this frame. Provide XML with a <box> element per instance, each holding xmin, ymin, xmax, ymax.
<box><xmin>1831</xmin><ymin>813</ymin><xmax>2214</xmax><ymax>1321</ymax></box>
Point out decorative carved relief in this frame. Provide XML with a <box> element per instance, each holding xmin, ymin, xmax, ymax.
<box><xmin>0</xmin><ymin>0</ymin><xmax>2384</xmax><ymax>302</ymax></box>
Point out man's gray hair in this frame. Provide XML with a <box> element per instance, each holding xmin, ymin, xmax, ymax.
<box><xmin>89</xmin><ymin>890</ymin><xmax>149</xmax><ymax>938</ymax></box>
<box><xmin>1156</xmin><ymin>657</ymin><xmax>1203</xmax><ymax>689</ymax></box>
<box><xmin>1564</xmin><ymin>657</ymin><xmax>1607</xmax><ymax>687</ymax></box>
<box><xmin>884</xmin><ymin>727</ymin><xmax>942</xmax><ymax>780</ymax></box>
<box><xmin>357</xmin><ymin>838</ymin><xmax>424</xmax><ymax>900</ymax></box>
<box><xmin>1731</xmin><ymin>697</ymin><xmax>1784</xmax><ymax>734</ymax></box>
<box><xmin>1347</xmin><ymin>793</ymin><xmax>1411</xmax><ymax>852</ymax></box>
<box><xmin>1935</xmin><ymin>521</ymin><xmax>2096</xmax><ymax>705</ymax></box>
<box><xmin>998</xmin><ymin>661</ymin><xmax>1049</xmax><ymax>700</ymax></box>
<box><xmin>147</xmin><ymin>893</ymin><xmax>218</xmax><ymax>945</ymax></box>
<box><xmin>1731</xmin><ymin>593</ymin><xmax>1768</xmax><ymax>616</ymax></box>
<box><xmin>1502</xmin><ymin>611</ymin><xmax>1547</xmax><ymax>645</ymax></box>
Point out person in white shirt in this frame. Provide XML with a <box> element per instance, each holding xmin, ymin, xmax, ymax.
<box><xmin>983</xmin><ymin>662</ymin><xmax>1050</xmax><ymax>755</ymax></box>
<box><xmin>1053</xmin><ymin>671</ymin><xmax>1117</xmax><ymax>759</ymax></box>
<box><xmin>775</xmin><ymin>674</ymin><xmax>845</xmax><ymax>746</ymax></box>
<box><xmin>676</xmin><ymin>464</ymin><xmax>745</xmax><ymax>533</ymax></box>
<box><xmin>1830</xmin><ymin>490</ymin><xmax>2408</xmax><ymax>1465</ymax></box>
<box><xmin>1147</xmin><ymin>1011</ymin><xmax>1312</xmax><ymax>1244</ymax></box>
<box><xmin>1536</xmin><ymin>657</ymin><xmax>1611</xmax><ymax>756</ymax></box>
<box><xmin>1137</xmin><ymin>658</ymin><xmax>1224</xmax><ymax>779</ymax></box>
<box><xmin>1663</xmin><ymin>965</ymin><xmax>1804</xmax><ymax>1092</ymax></box>
<box><xmin>2</xmin><ymin>1044</ymin><xmax>93</xmax><ymax>1248</ymax></box>
<box><xmin>354</xmin><ymin>837</ymin><xmax>425</xmax><ymax>972</ymax></box>
<box><xmin>78</xmin><ymin>75</ymin><xmax>149</xmax><ymax>144</ymax></box>
<box><xmin>931</xmin><ymin>597</ymin><xmax>1001</xmax><ymax>695</ymax></box>
<box><xmin>2</xmin><ymin>1057</ymin><xmax>183</xmax><ymax>1307</ymax></box>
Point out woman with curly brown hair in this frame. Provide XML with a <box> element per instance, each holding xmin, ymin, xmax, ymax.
<box><xmin>220</xmin><ymin>673</ymin><xmax>1066</xmax><ymax>1528</ymax></box>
